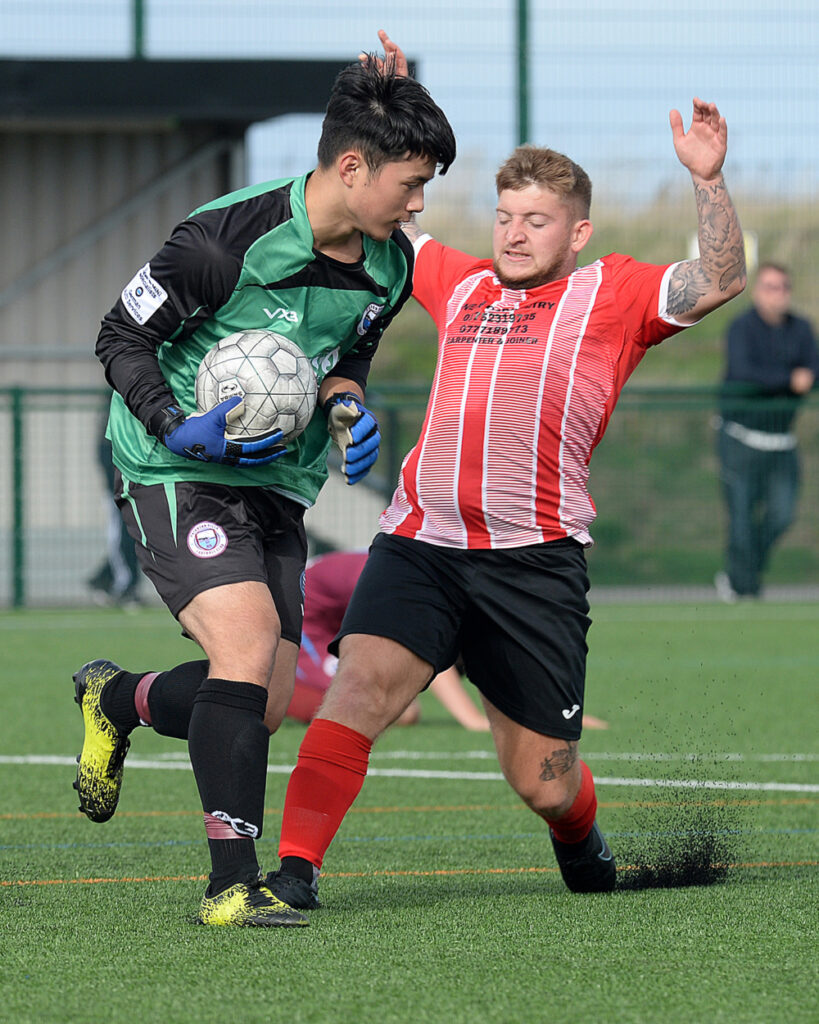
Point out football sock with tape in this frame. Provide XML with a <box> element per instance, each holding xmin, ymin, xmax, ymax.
<box><xmin>98</xmin><ymin>669</ymin><xmax>147</xmax><ymax>734</ymax></box>
<box><xmin>98</xmin><ymin>660</ymin><xmax>208</xmax><ymax>738</ymax></box>
<box><xmin>188</xmin><ymin>679</ymin><xmax>270</xmax><ymax>892</ymax></box>
<box><xmin>143</xmin><ymin>660</ymin><xmax>209</xmax><ymax>738</ymax></box>
<box><xmin>546</xmin><ymin>760</ymin><xmax>598</xmax><ymax>843</ymax></box>
<box><xmin>278</xmin><ymin>718</ymin><xmax>372</xmax><ymax>869</ymax></box>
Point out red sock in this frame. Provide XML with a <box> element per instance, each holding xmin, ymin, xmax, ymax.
<box><xmin>278</xmin><ymin>718</ymin><xmax>372</xmax><ymax>868</ymax></box>
<box><xmin>547</xmin><ymin>760</ymin><xmax>598</xmax><ymax>843</ymax></box>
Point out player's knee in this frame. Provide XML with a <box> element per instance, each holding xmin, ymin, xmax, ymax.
<box><xmin>322</xmin><ymin>664</ymin><xmax>406</xmax><ymax>734</ymax></box>
<box><xmin>206</xmin><ymin>626</ymin><xmax>280</xmax><ymax>689</ymax></box>
<box><xmin>511</xmin><ymin>773</ymin><xmax>576</xmax><ymax>820</ymax></box>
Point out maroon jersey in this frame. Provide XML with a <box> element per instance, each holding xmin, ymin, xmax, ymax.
<box><xmin>288</xmin><ymin>550</ymin><xmax>367</xmax><ymax>722</ymax></box>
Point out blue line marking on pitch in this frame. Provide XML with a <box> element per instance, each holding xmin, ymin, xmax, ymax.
<box><xmin>0</xmin><ymin>839</ymin><xmax>202</xmax><ymax>852</ymax></box>
<box><xmin>3</xmin><ymin>827</ymin><xmax>815</xmax><ymax>853</ymax></box>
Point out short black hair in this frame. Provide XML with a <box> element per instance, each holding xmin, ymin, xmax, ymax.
<box><xmin>317</xmin><ymin>57</ymin><xmax>456</xmax><ymax>176</ymax></box>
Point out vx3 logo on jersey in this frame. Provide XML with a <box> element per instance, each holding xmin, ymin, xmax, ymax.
<box><xmin>264</xmin><ymin>306</ymin><xmax>300</xmax><ymax>323</ymax></box>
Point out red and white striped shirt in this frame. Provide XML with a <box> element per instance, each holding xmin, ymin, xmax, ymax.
<box><xmin>380</xmin><ymin>236</ymin><xmax>691</xmax><ymax>549</ymax></box>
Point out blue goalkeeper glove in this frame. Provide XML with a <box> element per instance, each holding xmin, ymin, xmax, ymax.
<box><xmin>157</xmin><ymin>398</ymin><xmax>287</xmax><ymax>467</ymax></box>
<box><xmin>324</xmin><ymin>392</ymin><xmax>380</xmax><ymax>485</ymax></box>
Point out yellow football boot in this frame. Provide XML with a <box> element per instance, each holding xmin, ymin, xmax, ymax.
<box><xmin>73</xmin><ymin>659</ymin><xmax>130</xmax><ymax>823</ymax></box>
<box><xmin>197</xmin><ymin>877</ymin><xmax>309</xmax><ymax>927</ymax></box>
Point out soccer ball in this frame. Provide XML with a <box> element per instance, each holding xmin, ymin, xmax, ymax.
<box><xmin>195</xmin><ymin>330</ymin><xmax>318</xmax><ymax>443</ymax></box>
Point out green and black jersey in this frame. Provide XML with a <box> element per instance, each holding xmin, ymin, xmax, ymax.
<box><xmin>97</xmin><ymin>172</ymin><xmax>414</xmax><ymax>506</ymax></box>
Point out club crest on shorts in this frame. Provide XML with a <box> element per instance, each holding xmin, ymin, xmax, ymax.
<box><xmin>187</xmin><ymin>521</ymin><xmax>228</xmax><ymax>559</ymax></box>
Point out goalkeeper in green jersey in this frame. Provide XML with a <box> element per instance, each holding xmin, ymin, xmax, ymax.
<box><xmin>72</xmin><ymin>36</ymin><xmax>455</xmax><ymax>928</ymax></box>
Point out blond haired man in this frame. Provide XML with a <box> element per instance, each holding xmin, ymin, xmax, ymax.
<box><xmin>265</xmin><ymin>37</ymin><xmax>746</xmax><ymax>912</ymax></box>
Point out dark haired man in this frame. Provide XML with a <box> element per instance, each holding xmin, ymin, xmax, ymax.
<box><xmin>715</xmin><ymin>262</ymin><xmax>818</xmax><ymax>600</ymax></box>
<box><xmin>71</xmin><ymin>40</ymin><xmax>455</xmax><ymax>928</ymax></box>
<box><xmin>264</xmin><ymin>42</ymin><xmax>746</xmax><ymax>911</ymax></box>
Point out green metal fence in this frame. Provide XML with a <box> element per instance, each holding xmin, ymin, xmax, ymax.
<box><xmin>1</xmin><ymin>385</ymin><xmax>816</xmax><ymax>607</ymax></box>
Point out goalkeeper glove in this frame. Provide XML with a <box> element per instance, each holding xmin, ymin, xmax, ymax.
<box><xmin>324</xmin><ymin>392</ymin><xmax>380</xmax><ymax>485</ymax></box>
<box><xmin>156</xmin><ymin>398</ymin><xmax>287</xmax><ymax>467</ymax></box>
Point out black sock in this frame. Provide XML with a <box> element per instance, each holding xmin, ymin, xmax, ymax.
<box><xmin>147</xmin><ymin>660</ymin><xmax>209</xmax><ymax>739</ymax></box>
<box><xmin>98</xmin><ymin>670</ymin><xmax>144</xmax><ymax>734</ymax></box>
<box><xmin>188</xmin><ymin>678</ymin><xmax>270</xmax><ymax>893</ymax></box>
<box><xmin>280</xmin><ymin>856</ymin><xmax>315</xmax><ymax>884</ymax></box>
<box><xmin>207</xmin><ymin>838</ymin><xmax>260</xmax><ymax>896</ymax></box>
<box><xmin>97</xmin><ymin>660</ymin><xmax>210</xmax><ymax>738</ymax></box>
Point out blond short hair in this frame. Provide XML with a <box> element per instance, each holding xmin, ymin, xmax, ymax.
<box><xmin>495</xmin><ymin>146</ymin><xmax>592</xmax><ymax>219</ymax></box>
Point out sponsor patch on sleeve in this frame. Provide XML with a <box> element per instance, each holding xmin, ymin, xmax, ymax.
<box><xmin>121</xmin><ymin>263</ymin><xmax>169</xmax><ymax>325</ymax></box>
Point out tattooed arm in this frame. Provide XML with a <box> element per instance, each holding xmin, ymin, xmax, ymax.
<box><xmin>665</xmin><ymin>98</ymin><xmax>746</xmax><ymax>324</ymax></box>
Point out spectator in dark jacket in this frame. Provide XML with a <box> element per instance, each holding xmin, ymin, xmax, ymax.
<box><xmin>716</xmin><ymin>262</ymin><xmax>819</xmax><ymax>600</ymax></box>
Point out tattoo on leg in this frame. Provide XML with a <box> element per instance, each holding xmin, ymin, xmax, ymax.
<box><xmin>539</xmin><ymin>741</ymin><xmax>578</xmax><ymax>781</ymax></box>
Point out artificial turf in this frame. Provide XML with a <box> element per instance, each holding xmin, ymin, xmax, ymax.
<box><xmin>0</xmin><ymin>603</ymin><xmax>816</xmax><ymax>1023</ymax></box>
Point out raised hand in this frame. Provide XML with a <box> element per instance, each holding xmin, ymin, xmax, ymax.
<box><xmin>665</xmin><ymin>96</ymin><xmax>746</xmax><ymax>323</ymax></box>
<box><xmin>669</xmin><ymin>98</ymin><xmax>727</xmax><ymax>181</ymax></box>
<box><xmin>359</xmin><ymin>29</ymin><xmax>410</xmax><ymax>77</ymax></box>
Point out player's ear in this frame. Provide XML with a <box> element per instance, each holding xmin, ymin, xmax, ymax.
<box><xmin>338</xmin><ymin>151</ymin><xmax>364</xmax><ymax>187</ymax></box>
<box><xmin>571</xmin><ymin>219</ymin><xmax>593</xmax><ymax>254</ymax></box>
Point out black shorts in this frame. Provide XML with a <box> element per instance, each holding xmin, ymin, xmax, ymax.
<box><xmin>333</xmin><ymin>533</ymin><xmax>591</xmax><ymax>739</ymax></box>
<box><xmin>115</xmin><ymin>474</ymin><xmax>307</xmax><ymax>643</ymax></box>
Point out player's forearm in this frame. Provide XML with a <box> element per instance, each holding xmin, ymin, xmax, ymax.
<box><xmin>319</xmin><ymin>376</ymin><xmax>364</xmax><ymax>407</ymax></box>
<box><xmin>96</xmin><ymin>320</ymin><xmax>177</xmax><ymax>430</ymax></box>
<box><xmin>693</xmin><ymin>173</ymin><xmax>746</xmax><ymax>298</ymax></box>
<box><xmin>667</xmin><ymin>174</ymin><xmax>746</xmax><ymax>321</ymax></box>
<box><xmin>399</xmin><ymin>217</ymin><xmax>423</xmax><ymax>243</ymax></box>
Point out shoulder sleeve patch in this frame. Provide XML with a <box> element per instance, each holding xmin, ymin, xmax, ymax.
<box><xmin>120</xmin><ymin>263</ymin><xmax>169</xmax><ymax>325</ymax></box>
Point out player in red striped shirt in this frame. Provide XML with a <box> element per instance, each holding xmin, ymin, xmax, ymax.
<box><xmin>266</xmin><ymin>42</ymin><xmax>746</xmax><ymax>909</ymax></box>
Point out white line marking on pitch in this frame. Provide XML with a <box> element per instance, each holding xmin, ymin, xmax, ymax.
<box><xmin>2</xmin><ymin>755</ymin><xmax>817</xmax><ymax>793</ymax></box>
<box><xmin>100</xmin><ymin>750</ymin><xmax>819</xmax><ymax>764</ymax></box>
<box><xmin>373</xmin><ymin>751</ymin><xmax>819</xmax><ymax>763</ymax></box>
